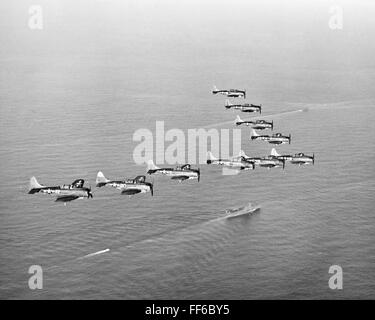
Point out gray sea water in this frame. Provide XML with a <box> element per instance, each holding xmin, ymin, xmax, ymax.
<box><xmin>1</xmin><ymin>0</ymin><xmax>375</xmax><ymax>299</ymax></box>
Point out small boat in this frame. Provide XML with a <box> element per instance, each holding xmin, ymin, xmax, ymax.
<box><xmin>225</xmin><ymin>202</ymin><xmax>260</xmax><ymax>218</ymax></box>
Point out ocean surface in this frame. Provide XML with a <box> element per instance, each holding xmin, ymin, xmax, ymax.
<box><xmin>1</xmin><ymin>0</ymin><xmax>375</xmax><ymax>299</ymax></box>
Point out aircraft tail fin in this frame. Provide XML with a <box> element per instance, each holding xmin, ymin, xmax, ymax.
<box><xmin>28</xmin><ymin>176</ymin><xmax>44</xmax><ymax>194</ymax></box>
<box><xmin>213</xmin><ymin>85</ymin><xmax>218</xmax><ymax>91</ymax></box>
<box><xmin>239</xmin><ymin>149</ymin><xmax>248</xmax><ymax>158</ymax></box>
<box><xmin>271</xmin><ymin>148</ymin><xmax>280</xmax><ymax>157</ymax></box>
<box><xmin>207</xmin><ymin>151</ymin><xmax>218</xmax><ymax>164</ymax></box>
<box><xmin>232</xmin><ymin>149</ymin><xmax>248</xmax><ymax>161</ymax></box>
<box><xmin>147</xmin><ymin>160</ymin><xmax>160</xmax><ymax>172</ymax></box>
<box><xmin>225</xmin><ymin>99</ymin><xmax>232</xmax><ymax>108</ymax></box>
<box><xmin>251</xmin><ymin>129</ymin><xmax>259</xmax><ymax>138</ymax></box>
<box><xmin>96</xmin><ymin>171</ymin><xmax>110</xmax><ymax>187</ymax></box>
<box><xmin>235</xmin><ymin>115</ymin><xmax>243</xmax><ymax>124</ymax></box>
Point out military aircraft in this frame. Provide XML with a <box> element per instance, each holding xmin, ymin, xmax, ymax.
<box><xmin>234</xmin><ymin>150</ymin><xmax>285</xmax><ymax>169</ymax></box>
<box><xmin>96</xmin><ymin>172</ymin><xmax>153</xmax><ymax>196</ymax></box>
<box><xmin>225</xmin><ymin>100</ymin><xmax>261</xmax><ymax>113</ymax></box>
<box><xmin>212</xmin><ymin>86</ymin><xmax>246</xmax><ymax>98</ymax></box>
<box><xmin>234</xmin><ymin>115</ymin><xmax>273</xmax><ymax>130</ymax></box>
<box><xmin>28</xmin><ymin>177</ymin><xmax>93</xmax><ymax>202</ymax></box>
<box><xmin>147</xmin><ymin>160</ymin><xmax>200</xmax><ymax>182</ymax></box>
<box><xmin>270</xmin><ymin>148</ymin><xmax>315</xmax><ymax>165</ymax></box>
<box><xmin>207</xmin><ymin>152</ymin><xmax>255</xmax><ymax>170</ymax></box>
<box><xmin>250</xmin><ymin>129</ymin><xmax>291</xmax><ymax>145</ymax></box>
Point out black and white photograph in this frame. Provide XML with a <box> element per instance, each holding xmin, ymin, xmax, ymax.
<box><xmin>0</xmin><ymin>0</ymin><xmax>374</xmax><ymax>306</ymax></box>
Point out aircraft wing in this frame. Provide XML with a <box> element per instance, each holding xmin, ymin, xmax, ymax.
<box><xmin>55</xmin><ymin>195</ymin><xmax>80</xmax><ymax>202</ymax></box>
<box><xmin>170</xmin><ymin>175</ymin><xmax>190</xmax><ymax>182</ymax></box>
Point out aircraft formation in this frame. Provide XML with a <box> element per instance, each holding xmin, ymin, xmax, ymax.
<box><xmin>28</xmin><ymin>85</ymin><xmax>314</xmax><ymax>203</ymax></box>
<box><xmin>207</xmin><ymin>85</ymin><xmax>314</xmax><ymax>171</ymax></box>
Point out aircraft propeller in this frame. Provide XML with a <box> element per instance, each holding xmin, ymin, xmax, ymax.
<box><xmin>87</xmin><ymin>186</ymin><xmax>93</xmax><ymax>198</ymax></box>
<box><xmin>149</xmin><ymin>178</ymin><xmax>154</xmax><ymax>196</ymax></box>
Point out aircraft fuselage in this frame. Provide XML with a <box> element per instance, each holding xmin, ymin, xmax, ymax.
<box><xmin>207</xmin><ymin>159</ymin><xmax>254</xmax><ymax>170</ymax></box>
<box><xmin>30</xmin><ymin>186</ymin><xmax>91</xmax><ymax>198</ymax></box>
<box><xmin>147</xmin><ymin>168</ymin><xmax>199</xmax><ymax>181</ymax></box>
<box><xmin>236</xmin><ymin>120</ymin><xmax>272</xmax><ymax>130</ymax></box>
<box><xmin>213</xmin><ymin>89</ymin><xmax>245</xmax><ymax>98</ymax></box>
<box><xmin>230</xmin><ymin>105</ymin><xmax>261</xmax><ymax>113</ymax></box>
<box><xmin>105</xmin><ymin>180</ymin><xmax>152</xmax><ymax>194</ymax></box>
<box><xmin>290</xmin><ymin>156</ymin><xmax>314</xmax><ymax>165</ymax></box>
<box><xmin>251</xmin><ymin>134</ymin><xmax>291</xmax><ymax>145</ymax></box>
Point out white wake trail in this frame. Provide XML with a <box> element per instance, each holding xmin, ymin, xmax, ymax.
<box><xmin>82</xmin><ymin>248</ymin><xmax>110</xmax><ymax>258</ymax></box>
